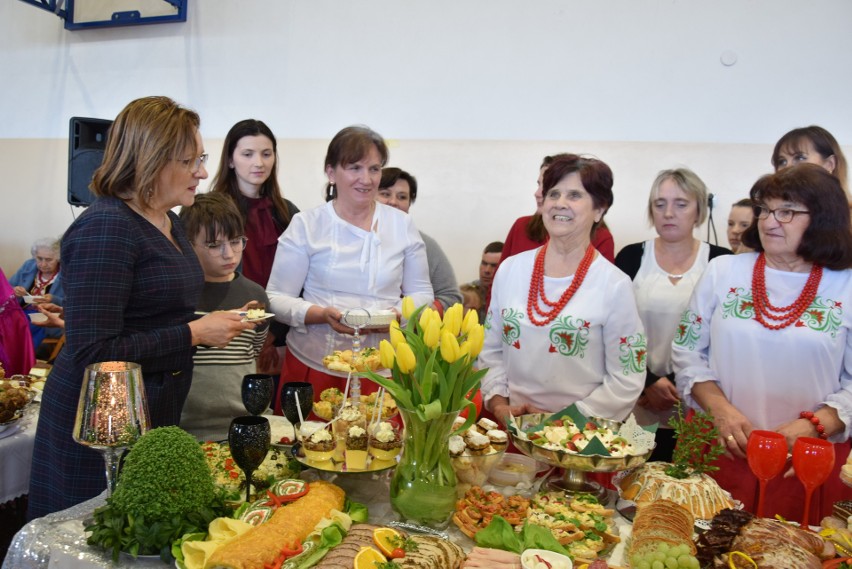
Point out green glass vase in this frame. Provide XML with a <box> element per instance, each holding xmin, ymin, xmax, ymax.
<box><xmin>389</xmin><ymin>406</ymin><xmax>458</xmax><ymax>528</ymax></box>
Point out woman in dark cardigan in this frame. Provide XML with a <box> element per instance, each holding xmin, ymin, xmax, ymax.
<box><xmin>28</xmin><ymin>96</ymin><xmax>252</xmax><ymax>519</ymax></box>
<box><xmin>615</xmin><ymin>168</ymin><xmax>731</xmax><ymax>461</ymax></box>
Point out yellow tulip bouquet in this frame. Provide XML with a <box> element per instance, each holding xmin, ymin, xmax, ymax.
<box><xmin>363</xmin><ymin>297</ymin><xmax>486</xmax><ymax>427</ymax></box>
<box><xmin>359</xmin><ymin>297</ymin><xmax>487</xmax><ymax>526</ymax></box>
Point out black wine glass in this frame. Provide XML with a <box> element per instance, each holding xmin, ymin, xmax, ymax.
<box><xmin>228</xmin><ymin>416</ymin><xmax>271</xmax><ymax>503</ymax></box>
<box><xmin>281</xmin><ymin>381</ymin><xmax>314</xmax><ymax>425</ymax></box>
<box><xmin>242</xmin><ymin>374</ymin><xmax>274</xmax><ymax>415</ymax></box>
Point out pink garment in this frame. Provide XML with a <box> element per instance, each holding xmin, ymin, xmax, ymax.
<box><xmin>0</xmin><ymin>267</ymin><xmax>35</xmax><ymax>374</ymax></box>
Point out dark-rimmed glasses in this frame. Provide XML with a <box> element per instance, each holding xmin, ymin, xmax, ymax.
<box><xmin>753</xmin><ymin>204</ymin><xmax>810</xmax><ymax>223</ymax></box>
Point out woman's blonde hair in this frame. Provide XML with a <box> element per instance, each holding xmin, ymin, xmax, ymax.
<box><xmin>91</xmin><ymin>96</ymin><xmax>200</xmax><ymax>209</ymax></box>
<box><xmin>646</xmin><ymin>168</ymin><xmax>708</xmax><ymax>227</ymax></box>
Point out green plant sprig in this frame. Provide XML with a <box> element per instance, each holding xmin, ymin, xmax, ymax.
<box><xmin>664</xmin><ymin>402</ymin><xmax>725</xmax><ymax>479</ymax></box>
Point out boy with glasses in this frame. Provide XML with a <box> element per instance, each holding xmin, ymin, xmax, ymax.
<box><xmin>178</xmin><ymin>192</ymin><xmax>270</xmax><ymax>440</ymax></box>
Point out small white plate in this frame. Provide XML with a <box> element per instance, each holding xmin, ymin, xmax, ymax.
<box><xmin>341</xmin><ymin>309</ymin><xmax>396</xmax><ymax>329</ymax></box>
<box><xmin>28</xmin><ymin>312</ymin><xmax>48</xmax><ymax>323</ymax></box>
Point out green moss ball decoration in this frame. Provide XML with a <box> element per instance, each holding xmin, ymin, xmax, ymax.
<box><xmin>109</xmin><ymin>426</ymin><xmax>215</xmax><ymax>521</ymax></box>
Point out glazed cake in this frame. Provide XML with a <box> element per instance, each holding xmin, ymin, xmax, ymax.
<box><xmin>618</xmin><ymin>461</ymin><xmax>736</xmax><ymax>520</ymax></box>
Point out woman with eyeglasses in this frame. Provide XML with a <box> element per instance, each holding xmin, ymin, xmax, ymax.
<box><xmin>29</xmin><ymin>96</ymin><xmax>254</xmax><ymax>518</ymax></box>
<box><xmin>210</xmin><ymin>119</ymin><xmax>299</xmax><ymax>377</ymax></box>
<box><xmin>672</xmin><ymin>163</ymin><xmax>852</xmax><ymax>522</ymax></box>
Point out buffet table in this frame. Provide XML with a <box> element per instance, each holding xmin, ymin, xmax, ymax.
<box><xmin>3</xmin><ymin>468</ymin><xmax>631</xmax><ymax>568</ymax></box>
<box><xmin>0</xmin><ymin>401</ymin><xmax>39</xmax><ymax>504</ymax></box>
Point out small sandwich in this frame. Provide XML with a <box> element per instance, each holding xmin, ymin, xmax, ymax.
<box><xmin>369</xmin><ymin>421</ymin><xmax>402</xmax><ymax>461</ymax></box>
<box><xmin>344</xmin><ymin>425</ymin><xmax>369</xmax><ymax>470</ymax></box>
<box><xmin>449</xmin><ymin>435</ymin><xmax>467</xmax><ymax>458</ymax></box>
<box><xmin>465</xmin><ymin>430</ymin><xmax>492</xmax><ymax>456</ymax></box>
<box><xmin>302</xmin><ymin>428</ymin><xmax>335</xmax><ymax>462</ymax></box>
<box><xmin>486</xmin><ymin>429</ymin><xmax>508</xmax><ymax>452</ymax></box>
<box><xmin>476</xmin><ymin>417</ymin><xmax>499</xmax><ymax>435</ymax></box>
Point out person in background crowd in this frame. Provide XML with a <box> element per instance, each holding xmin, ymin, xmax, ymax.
<box><xmin>772</xmin><ymin>125</ymin><xmax>849</xmax><ymax>197</ymax></box>
<box><xmin>377</xmin><ymin>167</ymin><xmax>462</xmax><ymax>314</ymax></box>
<box><xmin>463</xmin><ymin>241</ymin><xmax>503</xmax><ymax>322</ymax></box>
<box><xmin>0</xmin><ymin>266</ymin><xmax>35</xmax><ymax>375</ymax></box>
<box><xmin>29</xmin><ymin>96</ymin><xmax>253</xmax><ymax>519</ymax></box>
<box><xmin>10</xmin><ymin>237</ymin><xmax>64</xmax><ymax>358</ymax></box>
<box><xmin>210</xmin><ymin>119</ymin><xmax>299</xmax><ymax>377</ymax></box>
<box><xmin>727</xmin><ymin>198</ymin><xmax>754</xmax><ymax>253</ymax></box>
<box><xmin>267</xmin><ymin>125</ymin><xmax>433</xmax><ymax>411</ymax></box>
<box><xmin>500</xmin><ymin>153</ymin><xmax>616</xmax><ymax>264</ymax></box>
<box><xmin>460</xmin><ymin>283</ymin><xmax>482</xmax><ymax>316</ymax></box>
<box><xmin>615</xmin><ymin>168</ymin><xmax>731</xmax><ymax>461</ymax></box>
<box><xmin>480</xmin><ymin>154</ymin><xmax>644</xmax><ymax>425</ymax></box>
<box><xmin>179</xmin><ymin>193</ymin><xmax>270</xmax><ymax>441</ymax></box>
<box><xmin>673</xmin><ymin>163</ymin><xmax>852</xmax><ymax>523</ymax></box>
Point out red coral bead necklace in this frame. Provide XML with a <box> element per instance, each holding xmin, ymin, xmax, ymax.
<box><xmin>751</xmin><ymin>252</ymin><xmax>822</xmax><ymax>330</ymax></box>
<box><xmin>527</xmin><ymin>242</ymin><xmax>595</xmax><ymax>326</ymax></box>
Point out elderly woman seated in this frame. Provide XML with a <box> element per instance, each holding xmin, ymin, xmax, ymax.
<box><xmin>9</xmin><ymin>237</ymin><xmax>64</xmax><ymax>357</ymax></box>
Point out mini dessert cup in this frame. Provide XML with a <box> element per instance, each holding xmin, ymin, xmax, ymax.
<box><xmin>302</xmin><ymin>428</ymin><xmax>335</xmax><ymax>463</ymax></box>
<box><xmin>344</xmin><ymin>425</ymin><xmax>369</xmax><ymax>470</ymax></box>
<box><xmin>368</xmin><ymin>421</ymin><xmax>402</xmax><ymax>461</ymax></box>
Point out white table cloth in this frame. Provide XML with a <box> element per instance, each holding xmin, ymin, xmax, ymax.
<box><xmin>0</xmin><ymin>402</ymin><xmax>39</xmax><ymax>504</ymax></box>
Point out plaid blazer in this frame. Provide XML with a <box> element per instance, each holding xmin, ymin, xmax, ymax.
<box><xmin>28</xmin><ymin>197</ymin><xmax>203</xmax><ymax>518</ymax></box>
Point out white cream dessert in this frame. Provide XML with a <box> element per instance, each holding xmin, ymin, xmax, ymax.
<box><xmin>465</xmin><ymin>431</ymin><xmax>491</xmax><ymax>455</ymax></box>
<box><xmin>302</xmin><ymin>428</ymin><xmax>334</xmax><ymax>462</ymax></box>
<box><xmin>476</xmin><ymin>417</ymin><xmax>499</xmax><ymax>434</ymax></box>
<box><xmin>344</xmin><ymin>425</ymin><xmax>368</xmax><ymax>470</ymax></box>
<box><xmin>368</xmin><ymin>421</ymin><xmax>401</xmax><ymax>460</ymax></box>
<box><xmin>486</xmin><ymin>429</ymin><xmax>508</xmax><ymax>451</ymax></box>
<box><xmin>449</xmin><ymin>435</ymin><xmax>467</xmax><ymax>458</ymax></box>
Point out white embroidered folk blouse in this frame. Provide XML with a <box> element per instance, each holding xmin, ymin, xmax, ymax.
<box><xmin>478</xmin><ymin>248</ymin><xmax>646</xmax><ymax>421</ymax></box>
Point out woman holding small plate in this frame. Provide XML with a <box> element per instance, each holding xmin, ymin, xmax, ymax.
<box><xmin>267</xmin><ymin>126</ymin><xmax>433</xmax><ymax>412</ymax></box>
<box><xmin>10</xmin><ymin>237</ymin><xmax>65</xmax><ymax>356</ymax></box>
<box><xmin>28</xmin><ymin>96</ymin><xmax>254</xmax><ymax>518</ymax></box>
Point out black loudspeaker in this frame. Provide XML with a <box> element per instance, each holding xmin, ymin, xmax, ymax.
<box><xmin>68</xmin><ymin>117</ymin><xmax>112</xmax><ymax>206</ymax></box>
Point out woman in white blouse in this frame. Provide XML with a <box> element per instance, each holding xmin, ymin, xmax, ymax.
<box><xmin>266</xmin><ymin>126</ymin><xmax>433</xmax><ymax>412</ymax></box>
<box><xmin>672</xmin><ymin>164</ymin><xmax>852</xmax><ymax>522</ymax></box>
<box><xmin>615</xmin><ymin>168</ymin><xmax>731</xmax><ymax>461</ymax></box>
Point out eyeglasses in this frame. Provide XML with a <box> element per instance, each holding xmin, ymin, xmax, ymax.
<box><xmin>175</xmin><ymin>154</ymin><xmax>209</xmax><ymax>173</ymax></box>
<box><xmin>753</xmin><ymin>205</ymin><xmax>810</xmax><ymax>223</ymax></box>
<box><xmin>202</xmin><ymin>236</ymin><xmax>248</xmax><ymax>256</ymax></box>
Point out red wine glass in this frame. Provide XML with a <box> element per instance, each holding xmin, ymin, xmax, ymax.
<box><xmin>792</xmin><ymin>436</ymin><xmax>835</xmax><ymax>528</ymax></box>
<box><xmin>746</xmin><ymin>430</ymin><xmax>788</xmax><ymax>517</ymax></box>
